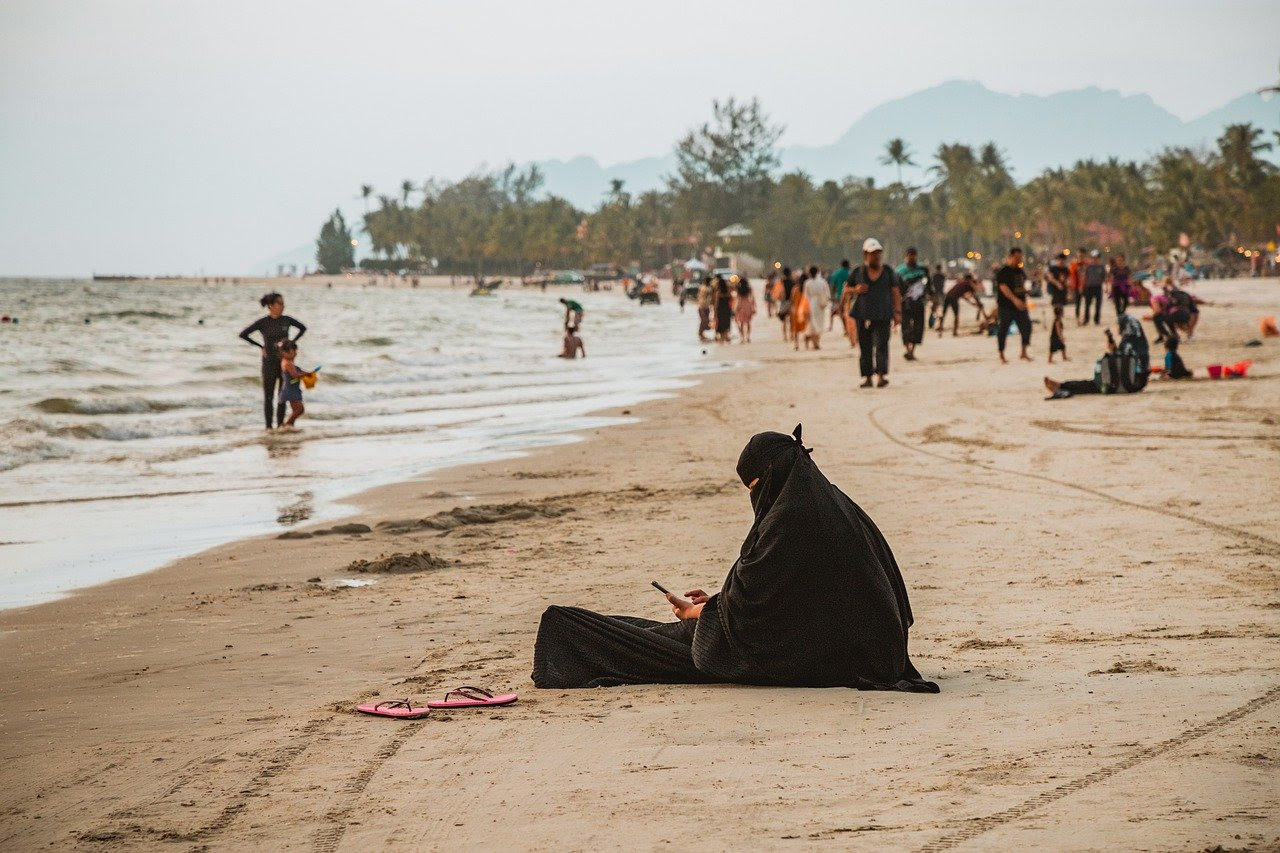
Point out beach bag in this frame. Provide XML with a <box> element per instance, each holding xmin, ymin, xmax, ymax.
<box><xmin>1094</xmin><ymin>355</ymin><xmax>1112</xmax><ymax>393</ymax></box>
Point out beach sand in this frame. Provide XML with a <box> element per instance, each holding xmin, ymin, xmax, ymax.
<box><xmin>2</xmin><ymin>279</ymin><xmax>1278</xmax><ymax>850</ymax></box>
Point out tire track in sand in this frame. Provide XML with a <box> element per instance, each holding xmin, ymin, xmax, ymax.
<box><xmin>78</xmin><ymin>717</ymin><xmax>328</xmax><ymax>845</ymax></box>
<box><xmin>866</xmin><ymin>405</ymin><xmax>1280</xmax><ymax>558</ymax></box>
<box><xmin>918</xmin><ymin>684</ymin><xmax>1280</xmax><ymax>851</ymax></box>
<box><xmin>311</xmin><ymin>726</ymin><xmax>418</xmax><ymax>852</ymax></box>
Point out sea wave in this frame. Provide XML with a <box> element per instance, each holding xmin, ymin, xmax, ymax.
<box><xmin>0</xmin><ymin>421</ymin><xmax>73</xmax><ymax>471</ymax></box>
<box><xmin>45</xmin><ymin>358</ymin><xmax>129</xmax><ymax>375</ymax></box>
<box><xmin>86</xmin><ymin>309</ymin><xmax>186</xmax><ymax>321</ymax></box>
<box><xmin>32</xmin><ymin>396</ymin><xmax>188</xmax><ymax>415</ymax></box>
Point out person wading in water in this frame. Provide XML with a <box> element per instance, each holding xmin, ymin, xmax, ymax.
<box><xmin>239</xmin><ymin>292</ymin><xmax>306</xmax><ymax>430</ymax></box>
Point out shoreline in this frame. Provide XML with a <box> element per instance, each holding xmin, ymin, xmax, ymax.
<box><xmin>8</xmin><ymin>273</ymin><xmax>637</xmax><ymax>292</ymax></box>
<box><xmin>2</xmin><ymin>279</ymin><xmax>1278</xmax><ymax>849</ymax></box>
<box><xmin>0</xmin><ymin>280</ymin><xmax>713</xmax><ymax>610</ymax></box>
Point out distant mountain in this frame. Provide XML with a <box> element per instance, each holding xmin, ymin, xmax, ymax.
<box><xmin>532</xmin><ymin>81</ymin><xmax>1280</xmax><ymax>207</ymax></box>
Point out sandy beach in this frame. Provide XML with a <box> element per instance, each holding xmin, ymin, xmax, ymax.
<box><xmin>2</xmin><ymin>278</ymin><xmax>1278</xmax><ymax>851</ymax></box>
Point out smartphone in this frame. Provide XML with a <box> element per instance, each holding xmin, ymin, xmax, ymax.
<box><xmin>651</xmin><ymin>581</ymin><xmax>671</xmax><ymax>595</ymax></box>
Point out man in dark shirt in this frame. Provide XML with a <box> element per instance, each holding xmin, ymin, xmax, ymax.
<box><xmin>1047</xmin><ymin>252</ymin><xmax>1069</xmax><ymax>307</ymax></box>
<box><xmin>895</xmin><ymin>246</ymin><xmax>929</xmax><ymax>362</ymax></box>
<box><xmin>994</xmin><ymin>247</ymin><xmax>1033</xmax><ymax>363</ymax></box>
<box><xmin>1081</xmin><ymin>251</ymin><xmax>1106</xmax><ymax>325</ymax></box>
<box><xmin>848</xmin><ymin>237</ymin><xmax>901</xmax><ymax>387</ymax></box>
<box><xmin>927</xmin><ymin>263</ymin><xmax>946</xmax><ymax>327</ymax></box>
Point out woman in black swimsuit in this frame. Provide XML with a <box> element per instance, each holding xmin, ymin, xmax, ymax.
<box><xmin>239</xmin><ymin>292</ymin><xmax>306</xmax><ymax>429</ymax></box>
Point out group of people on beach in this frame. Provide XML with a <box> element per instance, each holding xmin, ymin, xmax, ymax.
<box><xmin>686</xmin><ymin>239</ymin><xmax>1211</xmax><ymax>395</ymax></box>
<box><xmin>691</xmin><ymin>274</ymin><xmax>760</xmax><ymax>344</ymax></box>
<box><xmin>238</xmin><ymin>245</ymin><xmax>1214</xmax><ymax>430</ymax></box>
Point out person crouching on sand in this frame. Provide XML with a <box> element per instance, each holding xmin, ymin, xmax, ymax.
<box><xmin>277</xmin><ymin>340</ymin><xmax>314</xmax><ymax>429</ymax></box>
<box><xmin>559</xmin><ymin>326</ymin><xmax>585</xmax><ymax>359</ymax></box>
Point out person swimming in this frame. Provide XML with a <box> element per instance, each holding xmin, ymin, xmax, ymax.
<box><xmin>559</xmin><ymin>325</ymin><xmax>585</xmax><ymax>359</ymax></box>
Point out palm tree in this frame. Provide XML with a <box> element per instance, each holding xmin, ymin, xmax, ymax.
<box><xmin>400</xmin><ymin>180</ymin><xmax>417</xmax><ymax>205</ymax></box>
<box><xmin>1217</xmin><ymin>123</ymin><xmax>1275</xmax><ymax>186</ymax></box>
<box><xmin>359</xmin><ymin>184</ymin><xmax>373</xmax><ymax>212</ymax></box>
<box><xmin>879</xmin><ymin>138</ymin><xmax>916</xmax><ymax>185</ymax></box>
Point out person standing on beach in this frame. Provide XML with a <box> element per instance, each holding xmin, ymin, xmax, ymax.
<box><xmin>895</xmin><ymin>247</ymin><xmax>929</xmax><ymax>361</ymax></box>
<box><xmin>778</xmin><ymin>267</ymin><xmax>795</xmax><ymax>342</ymax></box>
<box><xmin>1048</xmin><ymin>252</ymin><xmax>1069</xmax><ymax>308</ymax></box>
<box><xmin>994</xmin><ymin>247</ymin><xmax>1033</xmax><ymax>363</ymax></box>
<box><xmin>1081</xmin><ymin>250</ymin><xmax>1105</xmax><ymax>325</ymax></box>
<box><xmin>696</xmin><ymin>277</ymin><xmax>712</xmax><ymax>341</ymax></box>
<box><xmin>1068</xmin><ymin>247</ymin><xmax>1086</xmax><ymax>322</ymax></box>
<box><xmin>803</xmin><ymin>265</ymin><xmax>830</xmax><ymax>349</ymax></box>
<box><xmin>927</xmin><ymin>264</ymin><xmax>946</xmax><ymax>328</ymax></box>
<box><xmin>848</xmin><ymin>238</ymin><xmax>900</xmax><ymax>387</ymax></box>
<box><xmin>1048</xmin><ymin>305</ymin><xmax>1068</xmax><ymax>363</ymax></box>
<box><xmin>1108</xmin><ymin>253</ymin><xmax>1132</xmax><ymax>318</ymax></box>
<box><xmin>828</xmin><ymin>259</ymin><xmax>851</xmax><ymax>331</ymax></box>
<box><xmin>713</xmin><ymin>276</ymin><xmax>734</xmax><ymax>343</ymax></box>
<box><xmin>239</xmin><ymin>292</ymin><xmax>306</xmax><ymax>430</ymax></box>
<box><xmin>734</xmin><ymin>276</ymin><xmax>756</xmax><ymax>343</ymax></box>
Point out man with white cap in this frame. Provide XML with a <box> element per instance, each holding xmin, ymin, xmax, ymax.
<box><xmin>846</xmin><ymin>237</ymin><xmax>901</xmax><ymax>387</ymax></box>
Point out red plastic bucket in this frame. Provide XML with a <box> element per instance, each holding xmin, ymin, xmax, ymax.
<box><xmin>1206</xmin><ymin>364</ymin><xmax>1223</xmax><ymax>379</ymax></box>
<box><xmin>1224</xmin><ymin>360</ymin><xmax>1252</xmax><ymax>378</ymax></box>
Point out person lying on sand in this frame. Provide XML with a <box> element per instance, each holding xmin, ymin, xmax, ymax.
<box><xmin>1044</xmin><ymin>312</ymin><xmax>1149</xmax><ymax>398</ymax></box>
<box><xmin>530</xmin><ymin>425</ymin><xmax>939</xmax><ymax>693</ymax></box>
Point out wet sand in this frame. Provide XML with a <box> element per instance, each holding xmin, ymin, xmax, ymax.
<box><xmin>2</xmin><ymin>279</ymin><xmax>1278</xmax><ymax>850</ymax></box>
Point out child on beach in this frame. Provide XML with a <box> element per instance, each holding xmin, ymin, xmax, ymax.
<box><xmin>1162</xmin><ymin>337</ymin><xmax>1192</xmax><ymax>379</ymax></box>
<box><xmin>559</xmin><ymin>326</ymin><xmax>585</xmax><ymax>359</ymax></box>
<box><xmin>277</xmin><ymin>340</ymin><xmax>313</xmax><ymax>428</ymax></box>
<box><xmin>1048</xmin><ymin>305</ymin><xmax>1068</xmax><ymax>363</ymax></box>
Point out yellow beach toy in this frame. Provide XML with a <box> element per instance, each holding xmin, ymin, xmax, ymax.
<box><xmin>301</xmin><ymin>365</ymin><xmax>321</xmax><ymax>389</ymax></box>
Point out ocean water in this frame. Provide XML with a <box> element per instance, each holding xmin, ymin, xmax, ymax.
<box><xmin>0</xmin><ymin>278</ymin><xmax>717</xmax><ymax>609</ymax></box>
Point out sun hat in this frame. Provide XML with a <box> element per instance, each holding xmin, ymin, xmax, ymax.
<box><xmin>862</xmin><ymin>237</ymin><xmax>883</xmax><ymax>253</ymax></box>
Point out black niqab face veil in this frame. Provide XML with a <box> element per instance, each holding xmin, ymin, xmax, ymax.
<box><xmin>737</xmin><ymin>424</ymin><xmax>810</xmax><ymax>517</ymax></box>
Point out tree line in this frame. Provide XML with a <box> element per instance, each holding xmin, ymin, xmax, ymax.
<box><xmin>316</xmin><ymin>98</ymin><xmax>1280</xmax><ymax>275</ymax></box>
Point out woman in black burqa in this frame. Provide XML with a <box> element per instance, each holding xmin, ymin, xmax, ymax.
<box><xmin>530</xmin><ymin>426</ymin><xmax>938</xmax><ymax>692</ymax></box>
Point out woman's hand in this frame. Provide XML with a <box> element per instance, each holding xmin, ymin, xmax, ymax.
<box><xmin>684</xmin><ymin>589</ymin><xmax>710</xmax><ymax>605</ymax></box>
<box><xmin>665</xmin><ymin>592</ymin><xmax>704</xmax><ymax>621</ymax></box>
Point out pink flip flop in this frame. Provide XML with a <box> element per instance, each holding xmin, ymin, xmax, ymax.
<box><xmin>426</xmin><ymin>685</ymin><xmax>518</xmax><ymax>709</ymax></box>
<box><xmin>356</xmin><ymin>698</ymin><xmax>431</xmax><ymax>719</ymax></box>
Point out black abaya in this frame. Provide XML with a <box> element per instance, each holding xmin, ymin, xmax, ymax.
<box><xmin>530</xmin><ymin>426</ymin><xmax>938</xmax><ymax>693</ymax></box>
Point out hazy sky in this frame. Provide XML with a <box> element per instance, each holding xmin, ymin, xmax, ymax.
<box><xmin>2</xmin><ymin>0</ymin><xmax>1277</xmax><ymax>275</ymax></box>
